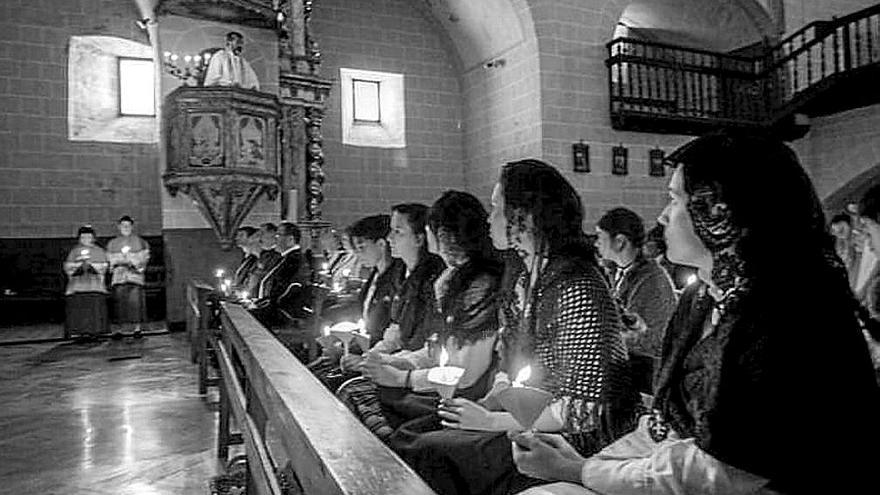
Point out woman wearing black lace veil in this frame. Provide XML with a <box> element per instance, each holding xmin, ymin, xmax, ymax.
<box><xmin>395</xmin><ymin>160</ymin><xmax>637</xmax><ymax>495</ymax></box>
<box><xmin>513</xmin><ymin>131</ymin><xmax>880</xmax><ymax>495</ymax></box>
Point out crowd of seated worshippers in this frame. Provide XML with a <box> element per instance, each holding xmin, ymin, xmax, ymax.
<box><xmin>225</xmin><ymin>131</ymin><xmax>880</xmax><ymax>495</ymax></box>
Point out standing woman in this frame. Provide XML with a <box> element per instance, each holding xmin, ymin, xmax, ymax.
<box><xmin>106</xmin><ymin>215</ymin><xmax>150</xmax><ymax>338</ymax></box>
<box><xmin>396</xmin><ymin>160</ymin><xmax>637</xmax><ymax>495</ymax></box>
<box><xmin>512</xmin><ymin>132</ymin><xmax>880</xmax><ymax>495</ymax></box>
<box><xmin>63</xmin><ymin>225</ymin><xmax>110</xmax><ymax>341</ymax></box>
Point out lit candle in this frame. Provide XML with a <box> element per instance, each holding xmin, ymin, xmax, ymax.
<box><xmin>342</xmin><ymin>268</ymin><xmax>351</xmax><ymax>277</ymax></box>
<box><xmin>121</xmin><ymin>246</ymin><xmax>130</xmax><ymax>255</ymax></box>
<box><xmin>427</xmin><ymin>347</ymin><xmax>465</xmax><ymax>399</ymax></box>
<box><xmin>170</xmin><ymin>53</ymin><xmax>178</xmax><ymax>62</ymax></box>
<box><xmin>194</xmin><ymin>54</ymin><xmax>201</xmax><ymax>63</ymax></box>
<box><xmin>80</xmin><ymin>249</ymin><xmax>88</xmax><ymax>257</ymax></box>
<box><xmin>322</xmin><ymin>261</ymin><xmax>329</xmax><ymax>271</ymax></box>
<box><xmin>163</xmin><ymin>51</ymin><xmax>171</xmax><ymax>61</ymax></box>
<box><xmin>497</xmin><ymin>365</ymin><xmax>553</xmax><ymax>431</ymax></box>
<box><xmin>512</xmin><ymin>365</ymin><xmax>532</xmax><ymax>387</ymax></box>
<box><xmin>215</xmin><ymin>268</ymin><xmax>225</xmax><ymax>279</ymax></box>
<box><xmin>686</xmin><ymin>274</ymin><xmax>698</xmax><ymax>286</ymax></box>
<box><xmin>183</xmin><ymin>55</ymin><xmax>192</xmax><ymax>64</ymax></box>
<box><xmin>236</xmin><ymin>290</ymin><xmax>249</xmax><ymax>301</ymax></box>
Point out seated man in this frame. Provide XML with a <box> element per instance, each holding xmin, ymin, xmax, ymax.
<box><xmin>250</xmin><ymin>222</ymin><xmax>310</xmax><ymax>328</ymax></box>
<box><xmin>595</xmin><ymin>208</ymin><xmax>676</xmax><ymax>394</ymax></box>
<box><xmin>232</xmin><ymin>226</ymin><xmax>259</xmax><ymax>294</ymax></box>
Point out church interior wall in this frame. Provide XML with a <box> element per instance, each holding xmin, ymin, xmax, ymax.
<box><xmin>0</xmin><ymin>0</ymin><xmax>162</xmax><ymax>239</ymax></box>
<box><xmin>310</xmin><ymin>0</ymin><xmax>466</xmax><ymax>229</ymax></box>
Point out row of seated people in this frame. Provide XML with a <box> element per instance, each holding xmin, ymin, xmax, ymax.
<box><xmin>229</xmin><ymin>131</ymin><xmax>880</xmax><ymax>494</ymax></box>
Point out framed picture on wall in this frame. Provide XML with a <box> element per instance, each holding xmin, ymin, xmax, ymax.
<box><xmin>649</xmin><ymin>148</ymin><xmax>665</xmax><ymax>177</ymax></box>
<box><xmin>572</xmin><ymin>141</ymin><xmax>590</xmax><ymax>173</ymax></box>
<box><xmin>612</xmin><ymin>145</ymin><xmax>628</xmax><ymax>176</ymax></box>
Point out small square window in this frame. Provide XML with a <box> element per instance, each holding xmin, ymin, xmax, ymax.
<box><xmin>353</xmin><ymin>79</ymin><xmax>380</xmax><ymax>122</ymax></box>
<box><xmin>118</xmin><ymin>58</ymin><xmax>155</xmax><ymax>117</ymax></box>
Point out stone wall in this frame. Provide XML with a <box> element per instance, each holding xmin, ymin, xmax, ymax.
<box><xmin>0</xmin><ymin>0</ymin><xmax>162</xmax><ymax>238</ymax></box>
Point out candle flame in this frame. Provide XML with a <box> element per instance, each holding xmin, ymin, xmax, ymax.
<box><xmin>215</xmin><ymin>268</ymin><xmax>225</xmax><ymax>278</ymax></box>
<box><xmin>342</xmin><ymin>268</ymin><xmax>351</xmax><ymax>277</ymax></box>
<box><xmin>686</xmin><ymin>274</ymin><xmax>698</xmax><ymax>286</ymax></box>
<box><xmin>439</xmin><ymin>347</ymin><xmax>449</xmax><ymax>367</ymax></box>
<box><xmin>323</xmin><ymin>325</ymin><xmax>331</xmax><ymax>336</ymax></box>
<box><xmin>513</xmin><ymin>365</ymin><xmax>531</xmax><ymax>387</ymax></box>
<box><xmin>80</xmin><ymin>249</ymin><xmax>88</xmax><ymax>256</ymax></box>
<box><xmin>121</xmin><ymin>246</ymin><xmax>130</xmax><ymax>254</ymax></box>
<box><xmin>322</xmin><ymin>262</ymin><xmax>329</xmax><ymax>271</ymax></box>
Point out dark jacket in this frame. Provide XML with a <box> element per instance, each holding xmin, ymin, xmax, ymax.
<box><xmin>360</xmin><ymin>258</ymin><xmax>406</xmax><ymax>346</ymax></box>
<box><xmin>613</xmin><ymin>254</ymin><xmax>677</xmax><ymax>358</ymax></box>
<box><xmin>250</xmin><ymin>249</ymin><xmax>282</xmax><ymax>296</ymax></box>
<box><xmin>433</xmin><ymin>256</ymin><xmax>504</xmax><ymax>346</ymax></box>
<box><xmin>654</xmin><ymin>263</ymin><xmax>880</xmax><ymax>493</ymax></box>
<box><xmin>252</xmin><ymin>247</ymin><xmax>310</xmax><ymax>325</ymax></box>
<box><xmin>391</xmin><ymin>253</ymin><xmax>445</xmax><ymax>351</ymax></box>
<box><xmin>234</xmin><ymin>253</ymin><xmax>258</xmax><ymax>289</ymax></box>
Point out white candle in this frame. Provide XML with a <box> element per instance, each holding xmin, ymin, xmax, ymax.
<box><xmin>513</xmin><ymin>365</ymin><xmax>532</xmax><ymax>387</ymax></box>
<box><xmin>121</xmin><ymin>246</ymin><xmax>131</xmax><ymax>255</ymax></box>
<box><xmin>215</xmin><ymin>268</ymin><xmax>225</xmax><ymax>278</ymax></box>
<box><xmin>428</xmin><ymin>347</ymin><xmax>465</xmax><ymax>399</ymax></box>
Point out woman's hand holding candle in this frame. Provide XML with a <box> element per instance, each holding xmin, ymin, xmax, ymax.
<box><xmin>510</xmin><ymin>432</ymin><xmax>585</xmax><ymax>483</ymax></box>
<box><xmin>438</xmin><ymin>398</ymin><xmax>497</xmax><ymax>431</ymax></box>
<box><xmin>361</xmin><ymin>352</ymin><xmax>406</xmax><ymax>386</ymax></box>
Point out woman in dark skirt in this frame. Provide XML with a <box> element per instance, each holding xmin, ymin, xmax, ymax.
<box><xmin>63</xmin><ymin>225</ymin><xmax>109</xmax><ymax>340</ymax></box>
<box><xmin>391</xmin><ymin>160</ymin><xmax>638</xmax><ymax>495</ymax></box>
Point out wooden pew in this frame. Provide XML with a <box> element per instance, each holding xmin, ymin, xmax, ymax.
<box><xmin>186</xmin><ymin>278</ymin><xmax>217</xmax><ymax>395</ymax></box>
<box><xmin>217</xmin><ymin>302</ymin><xmax>437</xmax><ymax>495</ymax></box>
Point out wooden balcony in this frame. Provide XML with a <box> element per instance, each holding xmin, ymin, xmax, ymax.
<box><xmin>606</xmin><ymin>3</ymin><xmax>880</xmax><ymax>137</ymax></box>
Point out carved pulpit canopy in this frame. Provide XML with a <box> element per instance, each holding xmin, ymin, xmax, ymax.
<box><xmin>156</xmin><ymin>0</ymin><xmax>280</xmax><ymax>29</ymax></box>
<box><xmin>163</xmin><ymin>86</ymin><xmax>281</xmax><ymax>249</ymax></box>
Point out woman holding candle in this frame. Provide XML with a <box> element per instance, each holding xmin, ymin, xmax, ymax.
<box><xmin>63</xmin><ymin>225</ymin><xmax>110</xmax><ymax>341</ymax></box>
<box><xmin>338</xmin><ymin>191</ymin><xmax>503</xmax><ymax>440</ymax></box>
<box><xmin>106</xmin><ymin>215</ymin><xmax>150</xmax><ymax>338</ymax></box>
<box><xmin>511</xmin><ymin>132</ymin><xmax>880</xmax><ymax>494</ymax></box>
<box><xmin>393</xmin><ymin>161</ymin><xmax>638</xmax><ymax>495</ymax></box>
<box><xmin>309</xmin><ymin>214</ymin><xmax>405</xmax><ymax>391</ymax></box>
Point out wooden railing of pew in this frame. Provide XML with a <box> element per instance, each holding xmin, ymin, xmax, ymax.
<box><xmin>204</xmin><ymin>300</ymin><xmax>436</xmax><ymax>495</ymax></box>
<box><xmin>187</xmin><ymin>278</ymin><xmax>218</xmax><ymax>395</ymax></box>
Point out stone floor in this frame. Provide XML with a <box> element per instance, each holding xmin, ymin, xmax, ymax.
<box><xmin>0</xmin><ymin>332</ymin><xmax>224</xmax><ymax>494</ymax></box>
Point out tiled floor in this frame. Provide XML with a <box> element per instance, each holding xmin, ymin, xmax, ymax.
<box><xmin>0</xmin><ymin>332</ymin><xmax>222</xmax><ymax>494</ymax></box>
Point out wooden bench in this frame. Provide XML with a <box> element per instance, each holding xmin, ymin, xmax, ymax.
<box><xmin>216</xmin><ymin>303</ymin><xmax>437</xmax><ymax>495</ymax></box>
<box><xmin>187</xmin><ymin>278</ymin><xmax>219</xmax><ymax>395</ymax></box>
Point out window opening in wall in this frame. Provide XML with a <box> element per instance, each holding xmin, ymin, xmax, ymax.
<box><xmin>118</xmin><ymin>57</ymin><xmax>155</xmax><ymax>117</ymax></box>
<box><xmin>353</xmin><ymin>79</ymin><xmax>381</xmax><ymax>123</ymax></box>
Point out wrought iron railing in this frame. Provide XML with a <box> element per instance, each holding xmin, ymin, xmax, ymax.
<box><xmin>606</xmin><ymin>3</ymin><xmax>880</xmax><ymax>131</ymax></box>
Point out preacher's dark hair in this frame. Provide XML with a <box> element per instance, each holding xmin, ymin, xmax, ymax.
<box><xmin>226</xmin><ymin>31</ymin><xmax>244</xmax><ymax>42</ymax></box>
<box><xmin>428</xmin><ymin>190</ymin><xmax>496</xmax><ymax>262</ymax></box>
<box><xmin>598</xmin><ymin>207</ymin><xmax>646</xmax><ymax>248</ymax></box>
<box><xmin>278</xmin><ymin>222</ymin><xmax>301</xmax><ymax>244</ymax></box>
<box><xmin>77</xmin><ymin>225</ymin><xmax>95</xmax><ymax>237</ymax></box>
<box><xmin>349</xmin><ymin>214</ymin><xmax>391</xmax><ymax>242</ymax></box>
<box><xmin>830</xmin><ymin>213</ymin><xmax>852</xmax><ymax>226</ymax></box>
<box><xmin>500</xmin><ymin>158</ymin><xmax>591</xmax><ymax>257</ymax></box>
<box><xmin>118</xmin><ymin>215</ymin><xmax>134</xmax><ymax>224</ymax></box>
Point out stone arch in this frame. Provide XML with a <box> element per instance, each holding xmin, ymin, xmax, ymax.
<box><xmin>607</xmin><ymin>0</ymin><xmax>778</xmax><ymax>51</ymax></box>
<box><xmin>823</xmin><ymin>164</ymin><xmax>880</xmax><ymax>214</ymax></box>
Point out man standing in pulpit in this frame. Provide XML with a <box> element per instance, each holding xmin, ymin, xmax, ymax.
<box><xmin>203</xmin><ymin>31</ymin><xmax>260</xmax><ymax>90</ymax></box>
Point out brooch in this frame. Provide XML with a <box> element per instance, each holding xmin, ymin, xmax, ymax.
<box><xmin>647</xmin><ymin>409</ymin><xmax>669</xmax><ymax>442</ymax></box>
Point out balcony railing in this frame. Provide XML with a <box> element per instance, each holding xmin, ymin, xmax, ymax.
<box><xmin>606</xmin><ymin>3</ymin><xmax>880</xmax><ymax>134</ymax></box>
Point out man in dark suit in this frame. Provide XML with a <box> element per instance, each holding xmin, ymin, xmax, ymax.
<box><xmin>232</xmin><ymin>226</ymin><xmax>259</xmax><ymax>295</ymax></box>
<box><xmin>249</xmin><ymin>222</ymin><xmax>311</xmax><ymax>327</ymax></box>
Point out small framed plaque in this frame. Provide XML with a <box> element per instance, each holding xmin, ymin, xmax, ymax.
<box><xmin>649</xmin><ymin>148</ymin><xmax>665</xmax><ymax>177</ymax></box>
<box><xmin>612</xmin><ymin>145</ymin><xmax>628</xmax><ymax>176</ymax></box>
<box><xmin>572</xmin><ymin>141</ymin><xmax>590</xmax><ymax>173</ymax></box>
